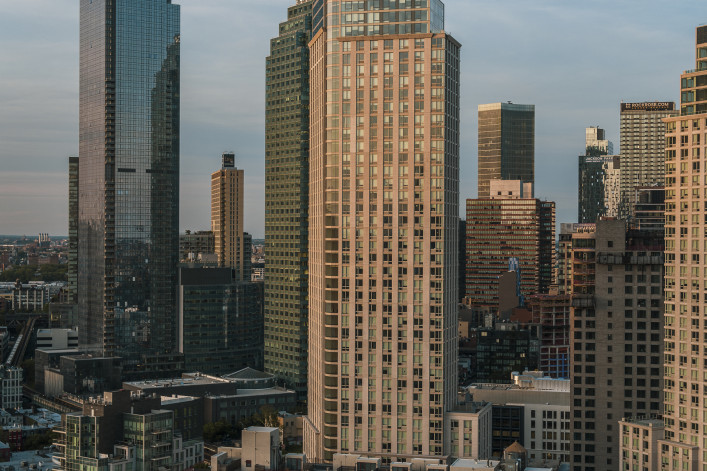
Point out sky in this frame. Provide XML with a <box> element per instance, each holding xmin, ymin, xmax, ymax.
<box><xmin>0</xmin><ymin>1</ymin><xmax>703</xmax><ymax>239</ymax></box>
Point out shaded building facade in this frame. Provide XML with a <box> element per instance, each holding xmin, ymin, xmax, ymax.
<box><xmin>477</xmin><ymin>103</ymin><xmax>535</xmax><ymax>198</ymax></box>
<box><xmin>264</xmin><ymin>0</ymin><xmax>313</xmax><ymax>399</ymax></box>
<box><xmin>178</xmin><ymin>268</ymin><xmax>264</xmax><ymax>375</ymax></box>
<box><xmin>77</xmin><ymin>0</ymin><xmax>181</xmax><ymax>366</ymax></box>
<box><xmin>569</xmin><ymin>220</ymin><xmax>664</xmax><ymax>470</ymax></box>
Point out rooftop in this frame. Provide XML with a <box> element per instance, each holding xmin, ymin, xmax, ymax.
<box><xmin>221</xmin><ymin>367</ymin><xmax>274</xmax><ymax>381</ymax></box>
<box><xmin>451</xmin><ymin>458</ymin><xmax>500</xmax><ymax>470</ymax></box>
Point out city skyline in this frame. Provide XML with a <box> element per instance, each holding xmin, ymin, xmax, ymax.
<box><xmin>0</xmin><ymin>0</ymin><xmax>701</xmax><ymax>238</ymax></box>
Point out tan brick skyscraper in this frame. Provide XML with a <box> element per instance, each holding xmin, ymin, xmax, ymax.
<box><xmin>211</xmin><ymin>152</ymin><xmax>246</xmax><ymax>280</ymax></box>
<box><xmin>303</xmin><ymin>0</ymin><xmax>460</xmax><ymax>462</ymax></box>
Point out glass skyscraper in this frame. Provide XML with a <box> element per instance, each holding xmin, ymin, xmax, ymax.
<box><xmin>304</xmin><ymin>0</ymin><xmax>460</xmax><ymax>461</ymax></box>
<box><xmin>477</xmin><ymin>102</ymin><xmax>535</xmax><ymax>198</ymax></box>
<box><xmin>264</xmin><ymin>0</ymin><xmax>313</xmax><ymax>400</ymax></box>
<box><xmin>78</xmin><ymin>0</ymin><xmax>180</xmax><ymax>366</ymax></box>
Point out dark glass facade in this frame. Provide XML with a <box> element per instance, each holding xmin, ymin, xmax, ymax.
<box><xmin>477</xmin><ymin>103</ymin><xmax>535</xmax><ymax>198</ymax></box>
<box><xmin>68</xmin><ymin>156</ymin><xmax>79</xmax><ymax>304</ymax></box>
<box><xmin>577</xmin><ymin>153</ymin><xmax>620</xmax><ymax>224</ymax></box>
<box><xmin>264</xmin><ymin>0</ymin><xmax>312</xmax><ymax>400</ymax></box>
<box><xmin>78</xmin><ymin>0</ymin><xmax>180</xmax><ymax>365</ymax></box>
<box><xmin>178</xmin><ymin>268</ymin><xmax>264</xmax><ymax>375</ymax></box>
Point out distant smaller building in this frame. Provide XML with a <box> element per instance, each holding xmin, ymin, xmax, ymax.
<box><xmin>445</xmin><ymin>402</ymin><xmax>493</xmax><ymax>459</ymax></box>
<box><xmin>619</xmin><ymin>418</ymin><xmax>664</xmax><ymax>471</ymax></box>
<box><xmin>36</xmin><ymin>328</ymin><xmax>79</xmax><ymax>350</ymax></box>
<box><xmin>12</xmin><ymin>282</ymin><xmax>52</xmax><ymax>312</ymax></box>
<box><xmin>211</xmin><ymin>426</ymin><xmax>280</xmax><ymax>471</ymax></box>
<box><xmin>0</xmin><ymin>366</ymin><xmax>22</xmax><ymax>410</ymax></box>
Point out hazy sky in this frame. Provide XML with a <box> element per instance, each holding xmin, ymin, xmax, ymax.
<box><xmin>0</xmin><ymin>1</ymin><xmax>702</xmax><ymax>238</ymax></box>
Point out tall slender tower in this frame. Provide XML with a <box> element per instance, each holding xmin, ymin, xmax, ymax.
<box><xmin>78</xmin><ymin>0</ymin><xmax>180</xmax><ymax>365</ymax></box>
<box><xmin>211</xmin><ymin>152</ymin><xmax>247</xmax><ymax>279</ymax></box>
<box><xmin>659</xmin><ymin>25</ymin><xmax>707</xmax><ymax>471</ymax></box>
<box><xmin>304</xmin><ymin>0</ymin><xmax>460</xmax><ymax>462</ymax></box>
<box><xmin>264</xmin><ymin>0</ymin><xmax>313</xmax><ymax>400</ymax></box>
<box><xmin>477</xmin><ymin>102</ymin><xmax>535</xmax><ymax>198</ymax></box>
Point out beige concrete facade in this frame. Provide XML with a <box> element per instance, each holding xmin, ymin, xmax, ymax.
<box><xmin>569</xmin><ymin>220</ymin><xmax>664</xmax><ymax>471</ymax></box>
<box><xmin>211</xmin><ymin>155</ymin><xmax>246</xmax><ymax>279</ymax></box>
<box><xmin>445</xmin><ymin>403</ymin><xmax>493</xmax><ymax>460</ymax></box>
<box><xmin>305</xmin><ymin>0</ymin><xmax>460</xmax><ymax>462</ymax></box>
<box><xmin>619</xmin><ymin>418</ymin><xmax>664</xmax><ymax>471</ymax></box>
<box><xmin>659</xmin><ymin>26</ymin><xmax>707</xmax><ymax>471</ymax></box>
<box><xmin>618</xmin><ymin>103</ymin><xmax>676</xmax><ymax>220</ymax></box>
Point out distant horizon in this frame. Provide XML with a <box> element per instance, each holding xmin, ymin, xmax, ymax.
<box><xmin>0</xmin><ymin>0</ymin><xmax>702</xmax><ymax>237</ymax></box>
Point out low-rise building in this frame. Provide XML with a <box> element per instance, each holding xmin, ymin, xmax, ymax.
<box><xmin>619</xmin><ymin>417</ymin><xmax>664</xmax><ymax>471</ymax></box>
<box><xmin>467</xmin><ymin>372</ymin><xmax>570</xmax><ymax>462</ymax></box>
<box><xmin>54</xmin><ymin>390</ymin><xmax>204</xmax><ymax>471</ymax></box>
<box><xmin>11</xmin><ymin>282</ymin><xmax>52</xmax><ymax>312</ymax></box>
<box><xmin>211</xmin><ymin>427</ymin><xmax>280</xmax><ymax>471</ymax></box>
<box><xmin>0</xmin><ymin>366</ymin><xmax>22</xmax><ymax>409</ymax></box>
<box><xmin>445</xmin><ymin>402</ymin><xmax>493</xmax><ymax>460</ymax></box>
<box><xmin>36</xmin><ymin>328</ymin><xmax>79</xmax><ymax>349</ymax></box>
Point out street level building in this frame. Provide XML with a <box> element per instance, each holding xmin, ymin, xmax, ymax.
<box><xmin>54</xmin><ymin>390</ymin><xmax>203</xmax><ymax>471</ymax></box>
<box><xmin>619</xmin><ymin>418</ymin><xmax>664</xmax><ymax>471</ymax></box>
<box><xmin>478</xmin><ymin>103</ymin><xmax>535</xmax><ymax>198</ymax></box>
<box><xmin>305</xmin><ymin>0</ymin><xmax>461</xmax><ymax>461</ymax></box>
<box><xmin>467</xmin><ymin>371</ymin><xmax>569</xmax><ymax>462</ymax></box>
<box><xmin>264</xmin><ymin>0</ymin><xmax>313</xmax><ymax>400</ymax></box>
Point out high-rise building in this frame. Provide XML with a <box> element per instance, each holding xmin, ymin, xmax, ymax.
<box><xmin>304</xmin><ymin>0</ymin><xmax>460</xmax><ymax>461</ymax></box>
<box><xmin>77</xmin><ymin>0</ymin><xmax>180</xmax><ymax>365</ymax></box>
<box><xmin>477</xmin><ymin>102</ymin><xmax>535</xmax><ymax>198</ymax></box>
<box><xmin>178</xmin><ymin>267</ymin><xmax>264</xmax><ymax>375</ymax></box>
<box><xmin>68</xmin><ymin>156</ymin><xmax>79</xmax><ymax>304</ymax></box>
<box><xmin>211</xmin><ymin>152</ymin><xmax>247</xmax><ymax>279</ymax></box>
<box><xmin>658</xmin><ymin>25</ymin><xmax>707</xmax><ymax>471</ymax></box>
<box><xmin>584</xmin><ymin>126</ymin><xmax>613</xmax><ymax>155</ymax></box>
<box><xmin>569</xmin><ymin>220</ymin><xmax>664</xmax><ymax>471</ymax></box>
<box><xmin>264</xmin><ymin>0</ymin><xmax>312</xmax><ymax>399</ymax></box>
<box><xmin>577</xmin><ymin>154</ymin><xmax>621</xmax><ymax>223</ymax></box>
<box><xmin>465</xmin><ymin>181</ymin><xmax>555</xmax><ymax>308</ymax></box>
<box><xmin>619</xmin><ymin>101</ymin><xmax>676</xmax><ymax>220</ymax></box>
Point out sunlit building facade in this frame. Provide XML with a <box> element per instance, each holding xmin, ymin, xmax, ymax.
<box><xmin>659</xmin><ymin>25</ymin><xmax>707</xmax><ymax>471</ymax></box>
<box><xmin>304</xmin><ymin>0</ymin><xmax>460</xmax><ymax>462</ymax></box>
<box><xmin>264</xmin><ymin>0</ymin><xmax>313</xmax><ymax>400</ymax></box>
